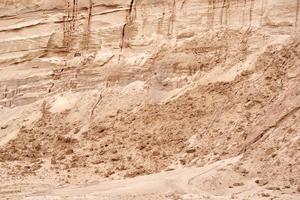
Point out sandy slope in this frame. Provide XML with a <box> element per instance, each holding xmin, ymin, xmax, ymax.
<box><xmin>0</xmin><ymin>0</ymin><xmax>300</xmax><ymax>199</ymax></box>
<box><xmin>1</xmin><ymin>34</ymin><xmax>299</xmax><ymax>200</ymax></box>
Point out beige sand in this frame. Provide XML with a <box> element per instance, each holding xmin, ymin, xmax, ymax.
<box><xmin>0</xmin><ymin>0</ymin><xmax>299</xmax><ymax>199</ymax></box>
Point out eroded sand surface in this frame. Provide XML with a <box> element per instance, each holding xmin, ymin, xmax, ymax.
<box><xmin>0</xmin><ymin>0</ymin><xmax>300</xmax><ymax>199</ymax></box>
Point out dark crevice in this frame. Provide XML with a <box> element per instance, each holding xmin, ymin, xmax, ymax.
<box><xmin>180</xmin><ymin>0</ymin><xmax>188</xmax><ymax>9</ymax></box>
<box><xmin>119</xmin><ymin>0</ymin><xmax>136</xmax><ymax>56</ymax></box>
<box><xmin>220</xmin><ymin>0</ymin><xmax>225</xmax><ymax>25</ymax></box>
<box><xmin>63</xmin><ymin>0</ymin><xmax>78</xmax><ymax>51</ymax></box>
<box><xmin>128</xmin><ymin>0</ymin><xmax>136</xmax><ymax>21</ymax></box>
<box><xmin>83</xmin><ymin>0</ymin><xmax>93</xmax><ymax>50</ymax></box>
<box><xmin>120</xmin><ymin>23</ymin><xmax>128</xmax><ymax>51</ymax></box>
<box><xmin>207</xmin><ymin>0</ymin><xmax>216</xmax><ymax>29</ymax></box>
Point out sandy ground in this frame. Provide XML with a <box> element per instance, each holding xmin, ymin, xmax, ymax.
<box><xmin>12</xmin><ymin>156</ymin><xmax>300</xmax><ymax>200</ymax></box>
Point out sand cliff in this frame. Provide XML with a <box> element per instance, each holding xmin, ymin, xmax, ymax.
<box><xmin>0</xmin><ymin>0</ymin><xmax>299</xmax><ymax>199</ymax></box>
